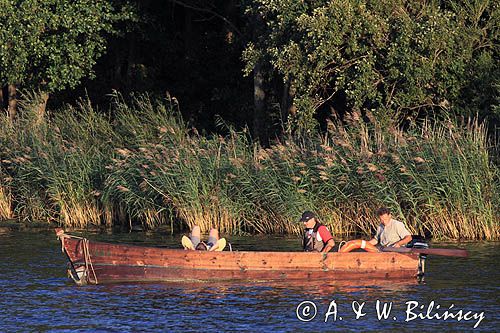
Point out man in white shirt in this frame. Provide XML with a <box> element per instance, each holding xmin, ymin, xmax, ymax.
<box><xmin>369</xmin><ymin>207</ymin><xmax>412</xmax><ymax>248</ymax></box>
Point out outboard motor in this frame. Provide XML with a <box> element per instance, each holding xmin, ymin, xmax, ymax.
<box><xmin>406</xmin><ymin>235</ymin><xmax>429</xmax><ymax>249</ymax></box>
<box><xmin>407</xmin><ymin>235</ymin><xmax>429</xmax><ymax>279</ymax></box>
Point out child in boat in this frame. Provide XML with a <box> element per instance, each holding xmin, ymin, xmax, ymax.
<box><xmin>182</xmin><ymin>225</ymin><xmax>226</xmax><ymax>251</ymax></box>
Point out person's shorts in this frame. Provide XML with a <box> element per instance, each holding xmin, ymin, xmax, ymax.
<box><xmin>190</xmin><ymin>235</ymin><xmax>217</xmax><ymax>251</ymax></box>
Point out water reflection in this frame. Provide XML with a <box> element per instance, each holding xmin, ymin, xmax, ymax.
<box><xmin>93</xmin><ymin>278</ymin><xmax>419</xmax><ymax>299</ymax></box>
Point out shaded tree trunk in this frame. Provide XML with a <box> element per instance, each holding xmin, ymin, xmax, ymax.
<box><xmin>250</xmin><ymin>10</ymin><xmax>269</xmax><ymax>144</ymax></box>
<box><xmin>125</xmin><ymin>35</ymin><xmax>137</xmax><ymax>89</ymax></box>
<box><xmin>253</xmin><ymin>62</ymin><xmax>267</xmax><ymax>143</ymax></box>
<box><xmin>0</xmin><ymin>86</ymin><xmax>4</xmax><ymax>112</ymax></box>
<box><xmin>223</xmin><ymin>0</ymin><xmax>236</xmax><ymax>42</ymax></box>
<box><xmin>184</xmin><ymin>7</ymin><xmax>193</xmax><ymax>58</ymax></box>
<box><xmin>281</xmin><ymin>80</ymin><xmax>296</xmax><ymax>133</ymax></box>
<box><xmin>110</xmin><ymin>38</ymin><xmax>127</xmax><ymax>91</ymax></box>
<box><xmin>8</xmin><ymin>84</ymin><xmax>17</xmax><ymax>121</ymax></box>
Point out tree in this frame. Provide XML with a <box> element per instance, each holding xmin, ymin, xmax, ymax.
<box><xmin>243</xmin><ymin>0</ymin><xmax>499</xmax><ymax>132</ymax></box>
<box><xmin>0</xmin><ymin>0</ymin><xmax>135</xmax><ymax>119</ymax></box>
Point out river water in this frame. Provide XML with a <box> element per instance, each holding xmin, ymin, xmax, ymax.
<box><xmin>0</xmin><ymin>229</ymin><xmax>498</xmax><ymax>332</ymax></box>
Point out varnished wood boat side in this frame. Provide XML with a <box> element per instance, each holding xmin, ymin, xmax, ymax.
<box><xmin>58</xmin><ymin>232</ymin><xmax>419</xmax><ymax>284</ymax></box>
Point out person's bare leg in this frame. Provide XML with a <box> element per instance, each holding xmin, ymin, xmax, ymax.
<box><xmin>190</xmin><ymin>225</ymin><xmax>201</xmax><ymax>249</ymax></box>
<box><xmin>208</xmin><ymin>228</ymin><xmax>219</xmax><ymax>241</ymax></box>
<box><xmin>208</xmin><ymin>228</ymin><xmax>220</xmax><ymax>251</ymax></box>
<box><xmin>191</xmin><ymin>225</ymin><xmax>201</xmax><ymax>238</ymax></box>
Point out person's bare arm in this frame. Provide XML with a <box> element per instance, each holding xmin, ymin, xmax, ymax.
<box><xmin>322</xmin><ymin>239</ymin><xmax>335</xmax><ymax>253</ymax></box>
<box><xmin>393</xmin><ymin>235</ymin><xmax>412</xmax><ymax>248</ymax></box>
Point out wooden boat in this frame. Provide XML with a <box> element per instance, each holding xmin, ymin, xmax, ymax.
<box><xmin>55</xmin><ymin>229</ymin><xmax>425</xmax><ymax>285</ymax></box>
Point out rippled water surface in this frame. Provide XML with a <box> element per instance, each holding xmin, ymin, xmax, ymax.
<box><xmin>0</xmin><ymin>229</ymin><xmax>498</xmax><ymax>332</ymax></box>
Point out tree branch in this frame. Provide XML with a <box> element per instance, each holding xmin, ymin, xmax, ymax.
<box><xmin>168</xmin><ymin>0</ymin><xmax>243</xmax><ymax>37</ymax></box>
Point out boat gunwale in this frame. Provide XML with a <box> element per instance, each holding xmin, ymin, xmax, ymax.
<box><xmin>60</xmin><ymin>234</ymin><xmax>419</xmax><ymax>258</ymax></box>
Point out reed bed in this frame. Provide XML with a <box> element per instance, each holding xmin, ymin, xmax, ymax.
<box><xmin>0</xmin><ymin>94</ymin><xmax>498</xmax><ymax>240</ymax></box>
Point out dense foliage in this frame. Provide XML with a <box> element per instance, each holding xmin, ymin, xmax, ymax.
<box><xmin>244</xmin><ymin>0</ymin><xmax>499</xmax><ymax>130</ymax></box>
<box><xmin>2</xmin><ymin>0</ymin><xmax>497</xmax><ymax>136</ymax></box>
<box><xmin>0</xmin><ymin>0</ymin><xmax>134</xmax><ymax>113</ymax></box>
<box><xmin>0</xmin><ymin>1</ymin><xmax>498</xmax><ymax>238</ymax></box>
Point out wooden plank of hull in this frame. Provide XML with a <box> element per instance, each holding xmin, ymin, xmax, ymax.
<box><xmin>86</xmin><ymin>265</ymin><xmax>417</xmax><ymax>284</ymax></box>
<box><xmin>60</xmin><ymin>236</ymin><xmax>419</xmax><ymax>284</ymax></box>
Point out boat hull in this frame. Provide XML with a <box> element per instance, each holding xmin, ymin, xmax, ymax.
<box><xmin>56</xmin><ymin>231</ymin><xmax>420</xmax><ymax>285</ymax></box>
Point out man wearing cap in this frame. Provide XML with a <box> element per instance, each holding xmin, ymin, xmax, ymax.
<box><xmin>300</xmin><ymin>211</ymin><xmax>335</xmax><ymax>252</ymax></box>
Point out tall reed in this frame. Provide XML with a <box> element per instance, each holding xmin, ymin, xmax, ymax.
<box><xmin>0</xmin><ymin>92</ymin><xmax>498</xmax><ymax>240</ymax></box>
<box><xmin>0</xmin><ymin>181</ymin><xmax>13</xmax><ymax>220</ymax></box>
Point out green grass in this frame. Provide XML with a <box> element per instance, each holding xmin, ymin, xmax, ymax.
<box><xmin>0</xmin><ymin>93</ymin><xmax>498</xmax><ymax>240</ymax></box>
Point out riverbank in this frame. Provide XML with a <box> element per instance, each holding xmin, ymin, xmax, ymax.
<box><xmin>0</xmin><ymin>94</ymin><xmax>499</xmax><ymax>240</ymax></box>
